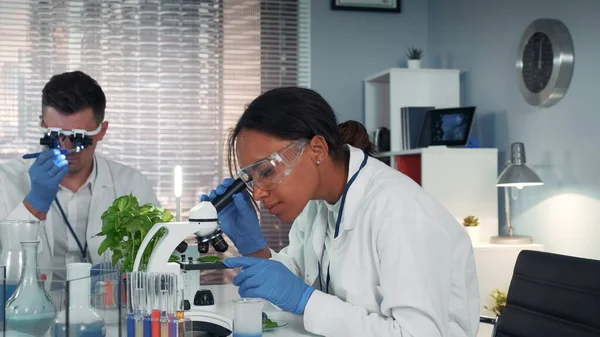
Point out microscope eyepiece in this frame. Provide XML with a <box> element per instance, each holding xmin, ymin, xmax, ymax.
<box><xmin>211</xmin><ymin>178</ymin><xmax>247</xmax><ymax>212</ymax></box>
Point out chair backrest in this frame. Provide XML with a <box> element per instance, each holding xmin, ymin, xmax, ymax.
<box><xmin>495</xmin><ymin>250</ymin><xmax>600</xmax><ymax>337</ymax></box>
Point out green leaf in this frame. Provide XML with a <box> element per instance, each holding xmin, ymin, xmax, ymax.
<box><xmin>112</xmin><ymin>253</ymin><xmax>121</xmax><ymax>266</ymax></box>
<box><xmin>162</xmin><ymin>209</ymin><xmax>174</xmax><ymax>222</ymax></box>
<box><xmin>116</xmin><ymin>195</ymin><xmax>130</xmax><ymax>211</ymax></box>
<box><xmin>125</xmin><ymin>218</ymin><xmax>144</xmax><ymax>233</ymax></box>
<box><xmin>98</xmin><ymin>238</ymin><xmax>112</xmax><ymax>255</ymax></box>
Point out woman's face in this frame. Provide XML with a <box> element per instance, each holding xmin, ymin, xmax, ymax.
<box><xmin>236</xmin><ymin>129</ymin><xmax>321</xmax><ymax>223</ymax></box>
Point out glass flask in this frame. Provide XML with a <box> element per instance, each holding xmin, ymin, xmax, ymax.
<box><xmin>0</xmin><ymin>220</ymin><xmax>42</xmax><ymax>321</ymax></box>
<box><xmin>5</xmin><ymin>240</ymin><xmax>56</xmax><ymax>336</ymax></box>
<box><xmin>53</xmin><ymin>262</ymin><xmax>106</xmax><ymax>337</ymax></box>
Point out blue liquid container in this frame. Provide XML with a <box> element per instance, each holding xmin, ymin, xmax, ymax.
<box><xmin>1</xmin><ymin>221</ymin><xmax>44</xmax><ymax>322</ymax></box>
<box><xmin>143</xmin><ymin>314</ymin><xmax>152</xmax><ymax>337</ymax></box>
<box><xmin>52</xmin><ymin>263</ymin><xmax>106</xmax><ymax>337</ymax></box>
<box><xmin>127</xmin><ymin>313</ymin><xmax>136</xmax><ymax>337</ymax></box>
<box><xmin>0</xmin><ymin>284</ymin><xmax>18</xmax><ymax>321</ymax></box>
<box><xmin>54</xmin><ymin>321</ymin><xmax>106</xmax><ymax>337</ymax></box>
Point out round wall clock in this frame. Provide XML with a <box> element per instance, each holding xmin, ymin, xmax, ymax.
<box><xmin>516</xmin><ymin>18</ymin><xmax>574</xmax><ymax>107</ymax></box>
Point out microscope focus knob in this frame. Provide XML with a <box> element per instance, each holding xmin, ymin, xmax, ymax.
<box><xmin>194</xmin><ymin>289</ymin><xmax>215</xmax><ymax>306</ymax></box>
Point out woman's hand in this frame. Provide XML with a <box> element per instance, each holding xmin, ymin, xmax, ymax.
<box><xmin>201</xmin><ymin>178</ymin><xmax>267</xmax><ymax>255</ymax></box>
<box><xmin>224</xmin><ymin>256</ymin><xmax>315</xmax><ymax>315</ymax></box>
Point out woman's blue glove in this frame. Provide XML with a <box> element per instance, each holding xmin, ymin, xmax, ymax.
<box><xmin>200</xmin><ymin>178</ymin><xmax>267</xmax><ymax>255</ymax></box>
<box><xmin>224</xmin><ymin>256</ymin><xmax>315</xmax><ymax>315</ymax></box>
<box><xmin>25</xmin><ymin>149</ymin><xmax>69</xmax><ymax>212</ymax></box>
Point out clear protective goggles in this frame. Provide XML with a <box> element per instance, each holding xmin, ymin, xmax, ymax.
<box><xmin>238</xmin><ymin>138</ymin><xmax>308</xmax><ymax>191</ymax></box>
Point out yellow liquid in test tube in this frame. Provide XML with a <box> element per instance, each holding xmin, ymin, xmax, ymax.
<box><xmin>135</xmin><ymin>319</ymin><xmax>144</xmax><ymax>337</ymax></box>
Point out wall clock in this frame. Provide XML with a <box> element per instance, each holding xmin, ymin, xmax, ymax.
<box><xmin>516</xmin><ymin>18</ymin><xmax>574</xmax><ymax>107</ymax></box>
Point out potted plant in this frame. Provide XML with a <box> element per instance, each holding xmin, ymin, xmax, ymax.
<box><xmin>94</xmin><ymin>194</ymin><xmax>179</xmax><ymax>309</ymax></box>
<box><xmin>462</xmin><ymin>215</ymin><xmax>480</xmax><ymax>245</ymax></box>
<box><xmin>484</xmin><ymin>289</ymin><xmax>507</xmax><ymax>316</ymax></box>
<box><xmin>96</xmin><ymin>194</ymin><xmax>179</xmax><ymax>272</ymax></box>
<box><xmin>406</xmin><ymin>46</ymin><xmax>423</xmax><ymax>69</ymax></box>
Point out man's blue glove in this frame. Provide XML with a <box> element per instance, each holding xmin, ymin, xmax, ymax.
<box><xmin>224</xmin><ymin>256</ymin><xmax>315</xmax><ymax>315</ymax></box>
<box><xmin>25</xmin><ymin>149</ymin><xmax>69</xmax><ymax>213</ymax></box>
<box><xmin>200</xmin><ymin>178</ymin><xmax>267</xmax><ymax>255</ymax></box>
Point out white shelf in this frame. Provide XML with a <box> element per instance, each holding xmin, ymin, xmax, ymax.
<box><xmin>364</xmin><ymin>67</ymin><xmax>461</xmax><ymax>83</ymax></box>
<box><xmin>364</xmin><ymin>67</ymin><xmax>460</xmax><ymax>152</ymax></box>
<box><xmin>375</xmin><ymin>149</ymin><xmax>423</xmax><ymax>157</ymax></box>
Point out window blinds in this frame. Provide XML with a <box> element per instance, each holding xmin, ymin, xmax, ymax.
<box><xmin>0</xmin><ymin>0</ymin><xmax>310</xmax><ymax>284</ymax></box>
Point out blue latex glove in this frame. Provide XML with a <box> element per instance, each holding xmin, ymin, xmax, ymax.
<box><xmin>25</xmin><ymin>149</ymin><xmax>69</xmax><ymax>212</ymax></box>
<box><xmin>200</xmin><ymin>178</ymin><xmax>267</xmax><ymax>255</ymax></box>
<box><xmin>224</xmin><ymin>256</ymin><xmax>315</xmax><ymax>315</ymax></box>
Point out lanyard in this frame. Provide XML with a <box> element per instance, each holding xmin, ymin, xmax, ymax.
<box><xmin>54</xmin><ymin>197</ymin><xmax>88</xmax><ymax>262</ymax></box>
<box><xmin>318</xmin><ymin>151</ymin><xmax>368</xmax><ymax>294</ymax></box>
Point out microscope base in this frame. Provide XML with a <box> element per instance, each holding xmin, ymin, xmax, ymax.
<box><xmin>186</xmin><ymin>307</ymin><xmax>232</xmax><ymax>337</ymax></box>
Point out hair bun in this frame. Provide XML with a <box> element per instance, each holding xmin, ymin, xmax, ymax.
<box><xmin>338</xmin><ymin>120</ymin><xmax>376</xmax><ymax>154</ymax></box>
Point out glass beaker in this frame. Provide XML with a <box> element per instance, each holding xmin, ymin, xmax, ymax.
<box><xmin>232</xmin><ymin>298</ymin><xmax>264</xmax><ymax>337</ymax></box>
<box><xmin>5</xmin><ymin>240</ymin><xmax>56</xmax><ymax>335</ymax></box>
<box><xmin>0</xmin><ymin>220</ymin><xmax>42</xmax><ymax>320</ymax></box>
<box><xmin>53</xmin><ymin>262</ymin><xmax>106</xmax><ymax>337</ymax></box>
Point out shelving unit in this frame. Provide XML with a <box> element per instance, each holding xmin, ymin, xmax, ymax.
<box><xmin>375</xmin><ymin>146</ymin><xmax>499</xmax><ymax>242</ymax></box>
<box><xmin>364</xmin><ymin>67</ymin><xmax>460</xmax><ymax>152</ymax></box>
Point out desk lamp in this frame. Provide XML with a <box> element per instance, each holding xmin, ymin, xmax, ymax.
<box><xmin>491</xmin><ymin>142</ymin><xmax>543</xmax><ymax>244</ymax></box>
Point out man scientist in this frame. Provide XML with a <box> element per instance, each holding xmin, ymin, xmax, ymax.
<box><xmin>0</xmin><ymin>70</ymin><xmax>159</xmax><ymax>286</ymax></box>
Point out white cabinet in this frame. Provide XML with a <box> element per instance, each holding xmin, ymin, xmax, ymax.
<box><xmin>364</xmin><ymin>68</ymin><xmax>460</xmax><ymax>152</ymax></box>
<box><xmin>380</xmin><ymin>146</ymin><xmax>499</xmax><ymax>242</ymax></box>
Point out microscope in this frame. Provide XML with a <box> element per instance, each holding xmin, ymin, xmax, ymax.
<box><xmin>132</xmin><ymin>178</ymin><xmax>248</xmax><ymax>336</ymax></box>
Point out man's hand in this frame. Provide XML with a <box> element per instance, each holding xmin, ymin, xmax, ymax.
<box><xmin>24</xmin><ymin>149</ymin><xmax>69</xmax><ymax>215</ymax></box>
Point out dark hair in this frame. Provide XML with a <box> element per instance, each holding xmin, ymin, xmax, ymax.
<box><xmin>41</xmin><ymin>70</ymin><xmax>106</xmax><ymax>124</ymax></box>
<box><xmin>227</xmin><ymin>86</ymin><xmax>375</xmax><ymax>174</ymax></box>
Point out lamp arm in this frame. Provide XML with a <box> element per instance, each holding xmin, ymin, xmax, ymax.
<box><xmin>504</xmin><ymin>187</ymin><xmax>514</xmax><ymax>236</ymax></box>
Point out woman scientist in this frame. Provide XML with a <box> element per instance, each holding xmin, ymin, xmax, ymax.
<box><xmin>201</xmin><ymin>87</ymin><xmax>480</xmax><ymax>337</ymax></box>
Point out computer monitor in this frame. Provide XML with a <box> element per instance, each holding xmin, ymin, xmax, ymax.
<box><xmin>416</xmin><ymin>106</ymin><xmax>476</xmax><ymax>148</ymax></box>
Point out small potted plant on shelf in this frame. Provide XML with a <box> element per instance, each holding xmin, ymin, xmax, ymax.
<box><xmin>463</xmin><ymin>215</ymin><xmax>480</xmax><ymax>245</ymax></box>
<box><xmin>406</xmin><ymin>46</ymin><xmax>423</xmax><ymax>69</ymax></box>
<box><xmin>484</xmin><ymin>289</ymin><xmax>507</xmax><ymax>317</ymax></box>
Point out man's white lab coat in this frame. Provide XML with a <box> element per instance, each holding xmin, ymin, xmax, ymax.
<box><xmin>0</xmin><ymin>154</ymin><xmax>160</xmax><ymax>276</ymax></box>
<box><xmin>270</xmin><ymin>145</ymin><xmax>480</xmax><ymax>337</ymax></box>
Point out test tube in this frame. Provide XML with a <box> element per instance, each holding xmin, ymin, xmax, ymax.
<box><xmin>151</xmin><ymin>273</ymin><xmax>162</xmax><ymax>337</ymax></box>
<box><xmin>160</xmin><ymin>273</ymin><xmax>170</xmax><ymax>336</ymax></box>
<box><xmin>126</xmin><ymin>272</ymin><xmax>136</xmax><ymax>337</ymax></box>
<box><xmin>232</xmin><ymin>298</ymin><xmax>264</xmax><ymax>337</ymax></box>
<box><xmin>135</xmin><ymin>272</ymin><xmax>146</xmax><ymax>337</ymax></box>
<box><xmin>144</xmin><ymin>273</ymin><xmax>153</xmax><ymax>337</ymax></box>
<box><xmin>170</xmin><ymin>289</ymin><xmax>188</xmax><ymax>337</ymax></box>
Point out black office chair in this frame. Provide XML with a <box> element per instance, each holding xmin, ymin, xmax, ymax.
<box><xmin>480</xmin><ymin>249</ymin><xmax>600</xmax><ymax>337</ymax></box>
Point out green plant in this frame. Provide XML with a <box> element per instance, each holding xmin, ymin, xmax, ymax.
<box><xmin>406</xmin><ymin>46</ymin><xmax>423</xmax><ymax>60</ymax></box>
<box><xmin>463</xmin><ymin>215</ymin><xmax>479</xmax><ymax>227</ymax></box>
<box><xmin>96</xmin><ymin>194</ymin><xmax>178</xmax><ymax>272</ymax></box>
<box><xmin>484</xmin><ymin>289</ymin><xmax>507</xmax><ymax>316</ymax></box>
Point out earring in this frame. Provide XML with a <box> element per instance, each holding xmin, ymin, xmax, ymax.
<box><xmin>316</xmin><ymin>160</ymin><xmax>322</xmax><ymax>166</ymax></box>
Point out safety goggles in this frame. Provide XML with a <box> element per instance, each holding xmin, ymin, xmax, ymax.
<box><xmin>238</xmin><ymin>138</ymin><xmax>308</xmax><ymax>191</ymax></box>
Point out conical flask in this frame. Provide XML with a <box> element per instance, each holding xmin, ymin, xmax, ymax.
<box><xmin>53</xmin><ymin>262</ymin><xmax>106</xmax><ymax>337</ymax></box>
<box><xmin>0</xmin><ymin>220</ymin><xmax>42</xmax><ymax>317</ymax></box>
<box><xmin>5</xmin><ymin>240</ymin><xmax>56</xmax><ymax>336</ymax></box>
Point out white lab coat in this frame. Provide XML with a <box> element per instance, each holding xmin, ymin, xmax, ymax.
<box><xmin>270</xmin><ymin>145</ymin><xmax>480</xmax><ymax>337</ymax></box>
<box><xmin>0</xmin><ymin>153</ymin><xmax>160</xmax><ymax>279</ymax></box>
